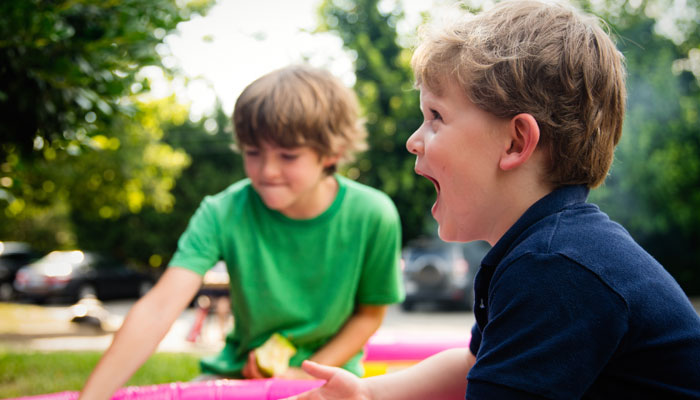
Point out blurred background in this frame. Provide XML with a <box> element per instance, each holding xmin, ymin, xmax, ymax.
<box><xmin>0</xmin><ymin>0</ymin><xmax>699</xmax><ymax>311</ymax></box>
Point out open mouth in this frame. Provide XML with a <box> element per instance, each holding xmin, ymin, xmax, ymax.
<box><xmin>416</xmin><ymin>170</ymin><xmax>442</xmax><ymax>217</ymax></box>
<box><xmin>422</xmin><ymin>173</ymin><xmax>440</xmax><ymax>194</ymax></box>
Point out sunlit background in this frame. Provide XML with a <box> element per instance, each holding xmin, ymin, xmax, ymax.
<box><xmin>148</xmin><ymin>0</ymin><xmax>444</xmax><ymax>119</ymax></box>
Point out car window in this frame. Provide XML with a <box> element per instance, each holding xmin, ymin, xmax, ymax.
<box><xmin>0</xmin><ymin>252</ymin><xmax>37</xmax><ymax>265</ymax></box>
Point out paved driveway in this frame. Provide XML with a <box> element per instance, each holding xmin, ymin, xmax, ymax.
<box><xmin>0</xmin><ymin>300</ymin><xmax>476</xmax><ymax>354</ymax></box>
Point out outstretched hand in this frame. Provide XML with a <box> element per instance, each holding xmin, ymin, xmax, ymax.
<box><xmin>282</xmin><ymin>360</ymin><xmax>371</xmax><ymax>400</ymax></box>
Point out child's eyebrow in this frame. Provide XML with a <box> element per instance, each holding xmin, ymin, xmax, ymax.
<box><xmin>420</xmin><ymin>96</ymin><xmax>442</xmax><ymax>112</ymax></box>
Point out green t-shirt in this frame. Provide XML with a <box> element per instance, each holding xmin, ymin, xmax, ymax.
<box><xmin>169</xmin><ymin>175</ymin><xmax>404</xmax><ymax>377</ymax></box>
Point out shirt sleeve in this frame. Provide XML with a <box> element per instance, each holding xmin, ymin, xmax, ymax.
<box><xmin>168</xmin><ymin>196</ymin><xmax>222</xmax><ymax>275</ymax></box>
<box><xmin>355</xmin><ymin>195</ymin><xmax>405</xmax><ymax>305</ymax></box>
<box><xmin>466</xmin><ymin>253</ymin><xmax>628</xmax><ymax>399</ymax></box>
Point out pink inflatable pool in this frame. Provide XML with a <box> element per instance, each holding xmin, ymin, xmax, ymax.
<box><xmin>10</xmin><ymin>333</ymin><xmax>470</xmax><ymax>400</ymax></box>
<box><xmin>364</xmin><ymin>332</ymin><xmax>469</xmax><ymax>361</ymax></box>
<box><xmin>8</xmin><ymin>379</ymin><xmax>325</xmax><ymax>400</ymax></box>
<box><xmin>362</xmin><ymin>332</ymin><xmax>469</xmax><ymax>376</ymax></box>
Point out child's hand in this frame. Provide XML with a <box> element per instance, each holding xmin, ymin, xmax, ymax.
<box><xmin>282</xmin><ymin>360</ymin><xmax>371</xmax><ymax>400</ymax></box>
<box><xmin>242</xmin><ymin>351</ymin><xmax>267</xmax><ymax>379</ymax></box>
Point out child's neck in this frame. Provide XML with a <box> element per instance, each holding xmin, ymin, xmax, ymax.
<box><xmin>280</xmin><ymin>175</ymin><xmax>339</xmax><ymax>220</ymax></box>
<box><xmin>488</xmin><ymin>161</ymin><xmax>554</xmax><ymax>245</ymax></box>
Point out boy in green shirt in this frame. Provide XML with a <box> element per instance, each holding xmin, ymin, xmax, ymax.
<box><xmin>80</xmin><ymin>65</ymin><xmax>404</xmax><ymax>399</ymax></box>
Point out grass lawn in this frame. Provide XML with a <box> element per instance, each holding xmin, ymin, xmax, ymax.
<box><xmin>0</xmin><ymin>348</ymin><xmax>201</xmax><ymax>398</ymax></box>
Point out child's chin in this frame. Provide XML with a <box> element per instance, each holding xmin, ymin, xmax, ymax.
<box><xmin>437</xmin><ymin>225</ymin><xmax>465</xmax><ymax>243</ymax></box>
<box><xmin>258</xmin><ymin>194</ymin><xmax>288</xmax><ymax>209</ymax></box>
<box><xmin>436</xmin><ymin>226</ymin><xmax>453</xmax><ymax>241</ymax></box>
<box><xmin>264</xmin><ymin>201</ymin><xmax>287</xmax><ymax>211</ymax></box>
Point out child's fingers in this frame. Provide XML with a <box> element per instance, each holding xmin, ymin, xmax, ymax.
<box><xmin>250</xmin><ymin>351</ymin><xmax>267</xmax><ymax>379</ymax></box>
<box><xmin>242</xmin><ymin>351</ymin><xmax>265</xmax><ymax>379</ymax></box>
<box><xmin>299</xmin><ymin>360</ymin><xmax>339</xmax><ymax>381</ymax></box>
<box><xmin>241</xmin><ymin>353</ymin><xmax>253</xmax><ymax>379</ymax></box>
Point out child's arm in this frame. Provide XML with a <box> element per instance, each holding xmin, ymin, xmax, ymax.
<box><xmin>79</xmin><ymin>267</ymin><xmax>203</xmax><ymax>400</ymax></box>
<box><xmin>286</xmin><ymin>348</ymin><xmax>476</xmax><ymax>400</ymax></box>
<box><xmin>308</xmin><ymin>304</ymin><xmax>388</xmax><ymax>368</ymax></box>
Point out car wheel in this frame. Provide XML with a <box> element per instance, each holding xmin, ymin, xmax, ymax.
<box><xmin>138</xmin><ymin>281</ymin><xmax>153</xmax><ymax>297</ymax></box>
<box><xmin>0</xmin><ymin>282</ymin><xmax>13</xmax><ymax>301</ymax></box>
<box><xmin>77</xmin><ymin>283</ymin><xmax>97</xmax><ymax>300</ymax></box>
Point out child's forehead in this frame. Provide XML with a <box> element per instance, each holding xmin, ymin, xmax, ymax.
<box><xmin>419</xmin><ymin>79</ymin><xmax>468</xmax><ymax>105</ymax></box>
<box><xmin>418</xmin><ymin>81</ymin><xmax>444</xmax><ymax>101</ymax></box>
<box><xmin>418</xmin><ymin>87</ymin><xmax>439</xmax><ymax>107</ymax></box>
<box><xmin>242</xmin><ymin>141</ymin><xmax>313</xmax><ymax>153</ymax></box>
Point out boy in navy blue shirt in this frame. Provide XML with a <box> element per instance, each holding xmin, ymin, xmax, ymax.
<box><xmin>287</xmin><ymin>1</ymin><xmax>700</xmax><ymax>399</ymax></box>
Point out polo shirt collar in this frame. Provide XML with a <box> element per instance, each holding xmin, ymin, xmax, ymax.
<box><xmin>481</xmin><ymin>185</ymin><xmax>590</xmax><ymax>268</ymax></box>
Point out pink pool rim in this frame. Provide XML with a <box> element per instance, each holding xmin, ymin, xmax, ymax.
<box><xmin>8</xmin><ymin>379</ymin><xmax>326</xmax><ymax>400</ymax></box>
<box><xmin>10</xmin><ymin>333</ymin><xmax>470</xmax><ymax>400</ymax></box>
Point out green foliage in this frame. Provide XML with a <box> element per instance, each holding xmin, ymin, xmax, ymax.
<box><xmin>65</xmin><ymin>97</ymin><xmax>194</xmax><ymax>262</ymax></box>
<box><xmin>0</xmin><ymin>349</ymin><xmax>200</xmax><ymax>397</ymax></box>
<box><xmin>319</xmin><ymin>0</ymin><xmax>434</xmax><ymax>242</ymax></box>
<box><xmin>584</xmin><ymin>0</ymin><xmax>700</xmax><ymax>293</ymax></box>
<box><xmin>0</xmin><ymin>0</ymin><xmax>212</xmax><ymax>159</ymax></box>
<box><xmin>68</xmin><ymin>103</ymin><xmax>244</xmax><ymax>269</ymax></box>
<box><xmin>0</xmin><ymin>0</ymin><xmax>214</xmax><ymax>262</ymax></box>
<box><xmin>0</xmin><ymin>97</ymin><xmax>193</xmax><ymax>260</ymax></box>
<box><xmin>0</xmin><ymin>0</ymin><xmax>241</xmax><ymax>271</ymax></box>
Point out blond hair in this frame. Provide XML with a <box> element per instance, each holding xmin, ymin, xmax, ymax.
<box><xmin>412</xmin><ymin>0</ymin><xmax>627</xmax><ymax>188</ymax></box>
<box><xmin>233</xmin><ymin>65</ymin><xmax>367</xmax><ymax>173</ymax></box>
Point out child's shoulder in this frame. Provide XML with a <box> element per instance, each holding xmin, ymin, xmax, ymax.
<box><xmin>512</xmin><ymin>197</ymin><xmax>656</xmax><ymax>281</ymax></box>
<box><xmin>338</xmin><ymin>175</ymin><xmax>398</xmax><ymax>212</ymax></box>
<box><xmin>496</xmin><ymin>186</ymin><xmax>639</xmax><ymax>272</ymax></box>
<box><xmin>199</xmin><ymin>178</ymin><xmax>254</xmax><ymax>213</ymax></box>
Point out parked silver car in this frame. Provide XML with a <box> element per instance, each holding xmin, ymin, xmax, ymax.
<box><xmin>14</xmin><ymin>250</ymin><xmax>155</xmax><ymax>303</ymax></box>
<box><xmin>401</xmin><ymin>238</ymin><xmax>491</xmax><ymax>311</ymax></box>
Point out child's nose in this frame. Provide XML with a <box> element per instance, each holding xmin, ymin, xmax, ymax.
<box><xmin>260</xmin><ymin>158</ymin><xmax>281</xmax><ymax>179</ymax></box>
<box><xmin>406</xmin><ymin>128</ymin><xmax>424</xmax><ymax>155</ymax></box>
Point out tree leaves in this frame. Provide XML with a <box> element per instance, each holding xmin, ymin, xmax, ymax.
<box><xmin>0</xmin><ymin>0</ymin><xmax>214</xmax><ymax>258</ymax></box>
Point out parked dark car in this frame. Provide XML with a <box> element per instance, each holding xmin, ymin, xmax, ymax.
<box><xmin>0</xmin><ymin>241</ymin><xmax>42</xmax><ymax>301</ymax></box>
<box><xmin>401</xmin><ymin>238</ymin><xmax>491</xmax><ymax>311</ymax></box>
<box><xmin>14</xmin><ymin>250</ymin><xmax>155</xmax><ymax>303</ymax></box>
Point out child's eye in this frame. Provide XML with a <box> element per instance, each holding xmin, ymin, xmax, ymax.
<box><xmin>431</xmin><ymin>109</ymin><xmax>442</xmax><ymax>121</ymax></box>
<box><xmin>281</xmin><ymin>153</ymin><xmax>299</xmax><ymax>161</ymax></box>
<box><xmin>244</xmin><ymin>149</ymin><xmax>260</xmax><ymax>157</ymax></box>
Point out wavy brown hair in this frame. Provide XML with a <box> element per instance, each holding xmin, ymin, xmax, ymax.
<box><xmin>232</xmin><ymin>65</ymin><xmax>367</xmax><ymax>174</ymax></box>
<box><xmin>412</xmin><ymin>0</ymin><xmax>627</xmax><ymax>188</ymax></box>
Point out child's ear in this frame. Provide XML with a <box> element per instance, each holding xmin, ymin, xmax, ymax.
<box><xmin>322</xmin><ymin>153</ymin><xmax>341</xmax><ymax>168</ymax></box>
<box><xmin>499</xmin><ymin>113</ymin><xmax>540</xmax><ymax>171</ymax></box>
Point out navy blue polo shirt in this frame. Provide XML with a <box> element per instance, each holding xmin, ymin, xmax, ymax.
<box><xmin>467</xmin><ymin>185</ymin><xmax>700</xmax><ymax>399</ymax></box>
